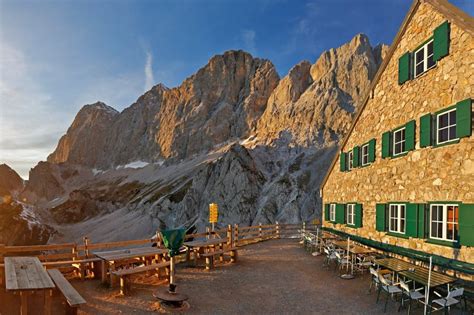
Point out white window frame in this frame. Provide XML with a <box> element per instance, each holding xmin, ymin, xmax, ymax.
<box><xmin>346</xmin><ymin>204</ymin><xmax>355</xmax><ymax>225</ymax></box>
<box><xmin>347</xmin><ymin>151</ymin><xmax>353</xmax><ymax>171</ymax></box>
<box><xmin>414</xmin><ymin>39</ymin><xmax>435</xmax><ymax>78</ymax></box>
<box><xmin>361</xmin><ymin>143</ymin><xmax>369</xmax><ymax>166</ymax></box>
<box><xmin>389</xmin><ymin>204</ymin><xmax>406</xmax><ymax>234</ymax></box>
<box><xmin>436</xmin><ymin>108</ymin><xmax>458</xmax><ymax>145</ymax></box>
<box><xmin>329</xmin><ymin>204</ymin><xmax>336</xmax><ymax>222</ymax></box>
<box><xmin>392</xmin><ymin>127</ymin><xmax>407</xmax><ymax>156</ymax></box>
<box><xmin>429</xmin><ymin>204</ymin><xmax>459</xmax><ymax>242</ymax></box>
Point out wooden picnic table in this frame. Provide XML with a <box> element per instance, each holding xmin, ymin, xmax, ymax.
<box><xmin>93</xmin><ymin>247</ymin><xmax>167</xmax><ymax>284</ymax></box>
<box><xmin>4</xmin><ymin>257</ymin><xmax>55</xmax><ymax>315</ymax></box>
<box><xmin>184</xmin><ymin>238</ymin><xmax>229</xmax><ymax>267</ymax></box>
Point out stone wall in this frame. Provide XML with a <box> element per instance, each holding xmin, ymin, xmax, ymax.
<box><xmin>323</xmin><ymin>2</ymin><xmax>474</xmax><ymax>264</ymax></box>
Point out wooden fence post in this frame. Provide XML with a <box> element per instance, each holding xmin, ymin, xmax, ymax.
<box><xmin>234</xmin><ymin>224</ymin><xmax>239</xmax><ymax>247</ymax></box>
<box><xmin>259</xmin><ymin>223</ymin><xmax>262</xmax><ymax>239</ymax></box>
<box><xmin>83</xmin><ymin>237</ymin><xmax>90</xmax><ymax>258</ymax></box>
<box><xmin>226</xmin><ymin>225</ymin><xmax>232</xmax><ymax>247</ymax></box>
<box><xmin>275</xmin><ymin>222</ymin><xmax>280</xmax><ymax>239</ymax></box>
<box><xmin>0</xmin><ymin>244</ymin><xmax>4</xmax><ymax>286</ymax></box>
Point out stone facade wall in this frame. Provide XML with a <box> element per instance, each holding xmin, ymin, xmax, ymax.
<box><xmin>323</xmin><ymin>2</ymin><xmax>474</xmax><ymax>264</ymax></box>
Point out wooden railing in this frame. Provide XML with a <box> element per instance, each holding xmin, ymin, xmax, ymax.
<box><xmin>0</xmin><ymin>222</ymin><xmax>317</xmax><ymax>265</ymax></box>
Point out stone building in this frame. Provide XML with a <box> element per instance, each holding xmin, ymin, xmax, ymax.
<box><xmin>321</xmin><ymin>0</ymin><xmax>474</xmax><ymax>272</ymax></box>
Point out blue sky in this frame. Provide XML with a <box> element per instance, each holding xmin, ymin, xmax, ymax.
<box><xmin>0</xmin><ymin>0</ymin><xmax>472</xmax><ymax>178</ymax></box>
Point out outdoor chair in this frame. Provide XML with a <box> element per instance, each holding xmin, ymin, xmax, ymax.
<box><xmin>335</xmin><ymin>251</ymin><xmax>351</xmax><ymax>272</ymax></box>
<box><xmin>376</xmin><ymin>273</ymin><xmax>402</xmax><ymax>313</ymax></box>
<box><xmin>398</xmin><ymin>280</ymin><xmax>424</xmax><ymax>314</ymax></box>
<box><xmin>356</xmin><ymin>255</ymin><xmax>373</xmax><ymax>274</ymax></box>
<box><xmin>430</xmin><ymin>287</ymin><xmax>465</xmax><ymax>314</ymax></box>
<box><xmin>323</xmin><ymin>246</ymin><xmax>337</xmax><ymax>269</ymax></box>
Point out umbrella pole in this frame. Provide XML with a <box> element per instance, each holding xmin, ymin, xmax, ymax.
<box><xmin>424</xmin><ymin>256</ymin><xmax>432</xmax><ymax>315</ymax></box>
<box><xmin>170</xmin><ymin>256</ymin><xmax>175</xmax><ymax>285</ymax></box>
<box><xmin>340</xmin><ymin>237</ymin><xmax>354</xmax><ymax>279</ymax></box>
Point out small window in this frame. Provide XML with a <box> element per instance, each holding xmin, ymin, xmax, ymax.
<box><xmin>414</xmin><ymin>39</ymin><xmax>435</xmax><ymax>77</ymax></box>
<box><xmin>389</xmin><ymin>204</ymin><xmax>406</xmax><ymax>234</ymax></box>
<box><xmin>348</xmin><ymin>151</ymin><xmax>353</xmax><ymax>171</ymax></box>
<box><xmin>392</xmin><ymin>128</ymin><xmax>406</xmax><ymax>156</ymax></box>
<box><xmin>346</xmin><ymin>204</ymin><xmax>355</xmax><ymax>225</ymax></box>
<box><xmin>430</xmin><ymin>204</ymin><xmax>458</xmax><ymax>242</ymax></box>
<box><xmin>361</xmin><ymin>144</ymin><xmax>369</xmax><ymax>166</ymax></box>
<box><xmin>436</xmin><ymin>108</ymin><xmax>457</xmax><ymax>145</ymax></box>
<box><xmin>329</xmin><ymin>204</ymin><xmax>336</xmax><ymax>222</ymax></box>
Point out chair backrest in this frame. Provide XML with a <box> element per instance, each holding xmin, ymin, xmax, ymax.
<box><xmin>447</xmin><ymin>288</ymin><xmax>464</xmax><ymax>298</ymax></box>
<box><xmin>399</xmin><ymin>280</ymin><xmax>410</xmax><ymax>293</ymax></box>
<box><xmin>379</xmin><ymin>273</ymin><xmax>390</xmax><ymax>286</ymax></box>
<box><xmin>369</xmin><ymin>267</ymin><xmax>378</xmax><ymax>277</ymax></box>
<box><xmin>335</xmin><ymin>251</ymin><xmax>341</xmax><ymax>259</ymax></box>
<box><xmin>324</xmin><ymin>248</ymin><xmax>330</xmax><ymax>255</ymax></box>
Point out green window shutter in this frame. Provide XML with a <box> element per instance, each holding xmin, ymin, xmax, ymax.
<box><xmin>368</xmin><ymin>139</ymin><xmax>376</xmax><ymax>163</ymax></box>
<box><xmin>406</xmin><ymin>203</ymin><xmax>418</xmax><ymax>237</ymax></box>
<box><xmin>417</xmin><ymin>204</ymin><xmax>427</xmax><ymax>239</ymax></box>
<box><xmin>376</xmin><ymin>204</ymin><xmax>387</xmax><ymax>232</ymax></box>
<box><xmin>381</xmin><ymin>131</ymin><xmax>392</xmax><ymax>158</ymax></box>
<box><xmin>324</xmin><ymin>204</ymin><xmax>330</xmax><ymax>221</ymax></box>
<box><xmin>355</xmin><ymin>203</ymin><xmax>363</xmax><ymax>228</ymax></box>
<box><xmin>339</xmin><ymin>152</ymin><xmax>347</xmax><ymax>172</ymax></box>
<box><xmin>398</xmin><ymin>52</ymin><xmax>411</xmax><ymax>85</ymax></box>
<box><xmin>405</xmin><ymin>120</ymin><xmax>416</xmax><ymax>151</ymax></box>
<box><xmin>433</xmin><ymin>21</ymin><xmax>450</xmax><ymax>62</ymax></box>
<box><xmin>420</xmin><ymin>114</ymin><xmax>433</xmax><ymax>147</ymax></box>
<box><xmin>336</xmin><ymin>204</ymin><xmax>345</xmax><ymax>224</ymax></box>
<box><xmin>456</xmin><ymin>98</ymin><xmax>472</xmax><ymax>138</ymax></box>
<box><xmin>459</xmin><ymin>204</ymin><xmax>474</xmax><ymax>247</ymax></box>
<box><xmin>353</xmin><ymin>146</ymin><xmax>360</xmax><ymax>168</ymax></box>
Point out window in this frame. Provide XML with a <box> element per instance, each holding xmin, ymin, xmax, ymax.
<box><xmin>393</xmin><ymin>128</ymin><xmax>406</xmax><ymax>156</ymax></box>
<box><xmin>329</xmin><ymin>204</ymin><xmax>336</xmax><ymax>222</ymax></box>
<box><xmin>414</xmin><ymin>39</ymin><xmax>435</xmax><ymax>77</ymax></box>
<box><xmin>346</xmin><ymin>204</ymin><xmax>355</xmax><ymax>225</ymax></box>
<box><xmin>436</xmin><ymin>108</ymin><xmax>457</xmax><ymax>145</ymax></box>
<box><xmin>361</xmin><ymin>144</ymin><xmax>369</xmax><ymax>166</ymax></box>
<box><xmin>389</xmin><ymin>204</ymin><xmax>406</xmax><ymax>234</ymax></box>
<box><xmin>430</xmin><ymin>204</ymin><xmax>458</xmax><ymax>242</ymax></box>
<box><xmin>348</xmin><ymin>151</ymin><xmax>353</xmax><ymax>170</ymax></box>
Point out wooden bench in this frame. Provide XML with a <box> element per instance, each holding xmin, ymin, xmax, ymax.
<box><xmin>200</xmin><ymin>247</ymin><xmax>238</xmax><ymax>270</ymax></box>
<box><xmin>43</xmin><ymin>257</ymin><xmax>102</xmax><ymax>279</ymax></box>
<box><xmin>111</xmin><ymin>261</ymin><xmax>171</xmax><ymax>295</ymax></box>
<box><xmin>47</xmin><ymin>269</ymin><xmax>86</xmax><ymax>315</ymax></box>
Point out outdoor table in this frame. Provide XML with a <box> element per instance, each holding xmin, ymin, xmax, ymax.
<box><xmin>332</xmin><ymin>240</ymin><xmax>376</xmax><ymax>276</ymax></box>
<box><xmin>375</xmin><ymin>257</ymin><xmax>415</xmax><ymax>272</ymax></box>
<box><xmin>398</xmin><ymin>266</ymin><xmax>456</xmax><ymax>288</ymax></box>
<box><xmin>93</xmin><ymin>247</ymin><xmax>167</xmax><ymax>284</ymax></box>
<box><xmin>4</xmin><ymin>256</ymin><xmax>55</xmax><ymax>315</ymax></box>
<box><xmin>184</xmin><ymin>238</ymin><xmax>228</xmax><ymax>266</ymax></box>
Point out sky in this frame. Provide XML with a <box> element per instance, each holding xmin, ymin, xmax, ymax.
<box><xmin>0</xmin><ymin>0</ymin><xmax>473</xmax><ymax>179</ymax></box>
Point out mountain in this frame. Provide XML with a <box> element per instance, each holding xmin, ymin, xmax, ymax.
<box><xmin>47</xmin><ymin>51</ymin><xmax>279</xmax><ymax>168</ymax></box>
<box><xmin>20</xmin><ymin>34</ymin><xmax>387</xmax><ymax>244</ymax></box>
<box><xmin>0</xmin><ymin>164</ymin><xmax>23</xmax><ymax>197</ymax></box>
<box><xmin>0</xmin><ymin>164</ymin><xmax>51</xmax><ymax>245</ymax></box>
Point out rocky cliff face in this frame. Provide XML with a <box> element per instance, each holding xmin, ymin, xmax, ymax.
<box><xmin>256</xmin><ymin>34</ymin><xmax>388</xmax><ymax>147</ymax></box>
<box><xmin>0</xmin><ymin>164</ymin><xmax>23</xmax><ymax>197</ymax></box>
<box><xmin>47</xmin><ymin>51</ymin><xmax>279</xmax><ymax>169</ymax></box>
<box><xmin>22</xmin><ymin>34</ymin><xmax>387</xmax><ymax>244</ymax></box>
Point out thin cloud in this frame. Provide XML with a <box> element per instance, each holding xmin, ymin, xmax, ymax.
<box><xmin>144</xmin><ymin>50</ymin><xmax>154</xmax><ymax>92</ymax></box>
<box><xmin>241</xmin><ymin>29</ymin><xmax>257</xmax><ymax>55</ymax></box>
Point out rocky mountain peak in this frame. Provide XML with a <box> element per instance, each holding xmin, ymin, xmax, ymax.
<box><xmin>0</xmin><ymin>164</ymin><xmax>23</xmax><ymax>197</ymax></box>
<box><xmin>256</xmin><ymin>33</ymin><xmax>386</xmax><ymax>146</ymax></box>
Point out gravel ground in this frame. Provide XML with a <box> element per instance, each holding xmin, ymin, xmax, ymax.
<box><xmin>1</xmin><ymin>239</ymin><xmax>463</xmax><ymax>314</ymax></box>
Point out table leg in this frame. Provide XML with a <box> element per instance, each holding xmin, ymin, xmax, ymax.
<box><xmin>109</xmin><ymin>261</ymin><xmax>116</xmax><ymax>287</ymax></box>
<box><xmin>20</xmin><ymin>291</ymin><xmax>28</xmax><ymax>315</ymax></box>
<box><xmin>44</xmin><ymin>289</ymin><xmax>52</xmax><ymax>315</ymax></box>
<box><xmin>101</xmin><ymin>260</ymin><xmax>106</xmax><ymax>284</ymax></box>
